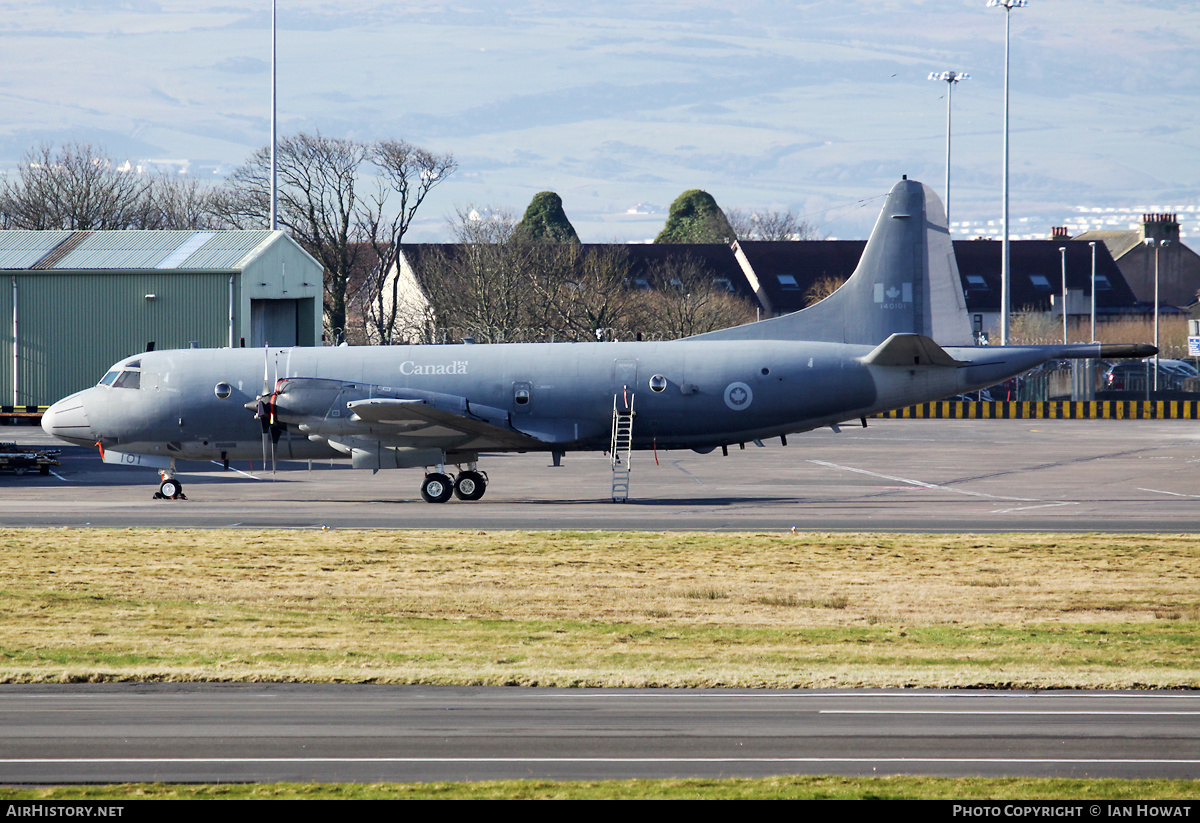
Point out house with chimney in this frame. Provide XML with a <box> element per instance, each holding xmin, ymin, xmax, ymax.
<box><xmin>1074</xmin><ymin>213</ymin><xmax>1200</xmax><ymax>310</ymax></box>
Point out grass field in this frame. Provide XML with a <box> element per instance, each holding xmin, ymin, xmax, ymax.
<box><xmin>2</xmin><ymin>528</ymin><xmax>1198</xmax><ymax>687</ymax></box>
<box><xmin>3</xmin><ymin>776</ymin><xmax>1200</xmax><ymax>800</ymax></box>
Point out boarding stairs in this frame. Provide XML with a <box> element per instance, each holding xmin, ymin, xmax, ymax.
<box><xmin>610</xmin><ymin>391</ymin><xmax>635</xmax><ymax>502</ymax></box>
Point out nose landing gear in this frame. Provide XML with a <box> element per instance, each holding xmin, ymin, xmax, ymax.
<box><xmin>154</xmin><ymin>472</ymin><xmax>186</xmax><ymax>500</ymax></box>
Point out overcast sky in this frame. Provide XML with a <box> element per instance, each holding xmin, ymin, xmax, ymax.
<box><xmin>3</xmin><ymin>0</ymin><xmax>1198</xmax><ymax>240</ymax></box>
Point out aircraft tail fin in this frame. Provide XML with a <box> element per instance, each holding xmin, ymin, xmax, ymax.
<box><xmin>690</xmin><ymin>178</ymin><xmax>973</xmax><ymax>346</ymax></box>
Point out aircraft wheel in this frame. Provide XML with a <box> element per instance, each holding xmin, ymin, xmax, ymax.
<box><xmin>454</xmin><ymin>470</ymin><xmax>487</xmax><ymax>501</ymax></box>
<box><xmin>159</xmin><ymin>478</ymin><xmax>183</xmax><ymax>500</ymax></box>
<box><xmin>421</xmin><ymin>473</ymin><xmax>454</xmax><ymax>504</ymax></box>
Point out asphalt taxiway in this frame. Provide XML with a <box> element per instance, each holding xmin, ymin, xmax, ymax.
<box><xmin>3</xmin><ymin>685</ymin><xmax>1199</xmax><ymax>783</ymax></box>
<box><xmin>3</xmin><ymin>418</ymin><xmax>1200</xmax><ymax>531</ymax></box>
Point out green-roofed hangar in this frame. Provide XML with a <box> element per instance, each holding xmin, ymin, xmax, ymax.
<box><xmin>0</xmin><ymin>230</ymin><xmax>323</xmax><ymax>406</ymax></box>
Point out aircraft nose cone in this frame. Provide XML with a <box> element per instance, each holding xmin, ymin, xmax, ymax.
<box><xmin>42</xmin><ymin>394</ymin><xmax>95</xmax><ymax>445</ymax></box>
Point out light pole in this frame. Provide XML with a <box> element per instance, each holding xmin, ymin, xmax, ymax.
<box><xmin>1089</xmin><ymin>241</ymin><xmax>1097</xmax><ymax>342</ymax></box>
<box><xmin>270</xmin><ymin>0</ymin><xmax>278</xmax><ymax>231</ymax></box>
<box><xmin>928</xmin><ymin>71</ymin><xmax>970</xmax><ymax>225</ymax></box>
<box><xmin>1146</xmin><ymin>237</ymin><xmax>1170</xmax><ymax>391</ymax></box>
<box><xmin>988</xmin><ymin>0</ymin><xmax>1027</xmax><ymax>346</ymax></box>
<box><xmin>1059</xmin><ymin>246</ymin><xmax>1068</xmax><ymax>344</ymax></box>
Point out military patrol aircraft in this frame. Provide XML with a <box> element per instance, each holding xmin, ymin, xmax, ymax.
<box><xmin>42</xmin><ymin>178</ymin><xmax>1153</xmax><ymax>503</ymax></box>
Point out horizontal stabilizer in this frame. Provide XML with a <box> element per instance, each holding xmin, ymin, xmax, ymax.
<box><xmin>861</xmin><ymin>333</ymin><xmax>965</xmax><ymax>367</ymax></box>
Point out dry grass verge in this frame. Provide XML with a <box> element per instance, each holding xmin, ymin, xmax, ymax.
<box><xmin>4</xmin><ymin>775</ymin><xmax>1200</xmax><ymax>800</ymax></box>
<box><xmin>1</xmin><ymin>529</ymin><xmax>1198</xmax><ymax>688</ymax></box>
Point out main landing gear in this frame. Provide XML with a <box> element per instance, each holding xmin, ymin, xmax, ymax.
<box><xmin>154</xmin><ymin>471</ymin><xmax>186</xmax><ymax>500</ymax></box>
<box><xmin>420</xmin><ymin>468</ymin><xmax>488</xmax><ymax>503</ymax></box>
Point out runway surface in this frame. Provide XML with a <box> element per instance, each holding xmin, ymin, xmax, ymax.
<box><xmin>3</xmin><ymin>685</ymin><xmax>1199</xmax><ymax>784</ymax></box>
<box><xmin>4</xmin><ymin>418</ymin><xmax>1200</xmax><ymax>530</ymax></box>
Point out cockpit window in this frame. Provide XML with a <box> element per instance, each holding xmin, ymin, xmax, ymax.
<box><xmin>99</xmin><ymin>358</ymin><xmax>143</xmax><ymax>388</ymax></box>
<box><xmin>112</xmin><ymin>370</ymin><xmax>141</xmax><ymax>390</ymax></box>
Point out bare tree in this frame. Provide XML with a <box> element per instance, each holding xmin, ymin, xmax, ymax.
<box><xmin>418</xmin><ymin>214</ymin><xmax>639</xmax><ymax>343</ymax></box>
<box><xmin>214</xmin><ymin>133</ymin><xmax>367</xmax><ymax>340</ymax></box>
<box><xmin>419</xmin><ymin>208</ymin><xmax>537</xmax><ymax>343</ymax></box>
<box><xmin>0</xmin><ymin>142</ymin><xmax>216</xmax><ymax>231</ymax></box>
<box><xmin>414</xmin><ymin>211</ymin><xmax>755</xmax><ymax>342</ymax></box>
<box><xmin>804</xmin><ymin>275</ymin><xmax>846</xmax><ymax>306</ymax></box>
<box><xmin>725</xmin><ymin>207</ymin><xmax>820</xmax><ymax>241</ymax></box>
<box><xmin>544</xmin><ymin>245</ymin><xmax>635</xmax><ymax>341</ymax></box>
<box><xmin>359</xmin><ymin>140</ymin><xmax>457</xmax><ymax>344</ymax></box>
<box><xmin>636</xmin><ymin>253</ymin><xmax>758</xmax><ymax>338</ymax></box>
<box><xmin>212</xmin><ymin>132</ymin><xmax>455</xmax><ymax>341</ymax></box>
<box><xmin>138</xmin><ymin>175</ymin><xmax>220</xmax><ymax>230</ymax></box>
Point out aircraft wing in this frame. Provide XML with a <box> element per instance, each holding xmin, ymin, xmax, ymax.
<box><xmin>346</xmin><ymin>398</ymin><xmax>544</xmax><ymax>450</ymax></box>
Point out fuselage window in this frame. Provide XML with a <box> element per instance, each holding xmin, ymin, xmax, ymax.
<box><xmin>214</xmin><ymin>382</ymin><xmax>232</xmax><ymax>400</ymax></box>
<box><xmin>649</xmin><ymin>374</ymin><xmax>667</xmax><ymax>393</ymax></box>
<box><xmin>514</xmin><ymin>388</ymin><xmax>531</xmax><ymax>405</ymax></box>
<box><xmin>99</xmin><ymin>370</ymin><xmax>119</xmax><ymax>386</ymax></box>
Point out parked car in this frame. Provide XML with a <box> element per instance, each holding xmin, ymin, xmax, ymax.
<box><xmin>1158</xmin><ymin>359</ymin><xmax>1200</xmax><ymax>379</ymax></box>
<box><xmin>1103</xmin><ymin>361</ymin><xmax>1182</xmax><ymax>392</ymax></box>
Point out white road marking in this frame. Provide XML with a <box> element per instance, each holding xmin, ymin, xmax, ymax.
<box><xmin>806</xmin><ymin>460</ymin><xmax>938</xmax><ymax>489</ymax></box>
<box><xmin>48</xmin><ymin>470</ymin><xmax>71</xmax><ymax>481</ymax></box>
<box><xmin>209</xmin><ymin>461</ymin><xmax>264</xmax><ymax>480</ymax></box>
<box><xmin>670</xmin><ymin>462</ymin><xmax>707</xmax><ymax>486</ymax></box>
<box><xmin>807</xmin><ymin>460</ymin><xmax>1047</xmax><ymax>503</ymax></box>
<box><xmin>988</xmin><ymin>502</ymin><xmax>1078</xmax><ymax>514</ymax></box>
<box><xmin>1137</xmin><ymin>487</ymin><xmax>1200</xmax><ymax>499</ymax></box>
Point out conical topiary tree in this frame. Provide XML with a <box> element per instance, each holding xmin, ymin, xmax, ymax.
<box><xmin>515</xmin><ymin>191</ymin><xmax>580</xmax><ymax>243</ymax></box>
<box><xmin>654</xmin><ymin>189</ymin><xmax>735</xmax><ymax>244</ymax></box>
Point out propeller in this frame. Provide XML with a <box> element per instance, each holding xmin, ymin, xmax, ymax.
<box><xmin>247</xmin><ymin>348</ymin><xmax>285</xmax><ymax>476</ymax></box>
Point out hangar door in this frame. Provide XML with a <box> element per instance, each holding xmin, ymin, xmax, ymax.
<box><xmin>251</xmin><ymin>299</ymin><xmax>299</xmax><ymax>347</ymax></box>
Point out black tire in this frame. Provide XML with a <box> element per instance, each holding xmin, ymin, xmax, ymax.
<box><xmin>454</xmin><ymin>470</ymin><xmax>487</xmax><ymax>501</ymax></box>
<box><xmin>159</xmin><ymin>479</ymin><xmax>182</xmax><ymax>499</ymax></box>
<box><xmin>420</xmin><ymin>473</ymin><xmax>454</xmax><ymax>503</ymax></box>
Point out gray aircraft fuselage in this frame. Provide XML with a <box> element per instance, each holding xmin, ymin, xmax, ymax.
<box><xmin>43</xmin><ymin>337</ymin><xmax>1091</xmax><ymax>463</ymax></box>
<box><xmin>41</xmin><ymin>178</ymin><xmax>1155</xmax><ymax>500</ymax></box>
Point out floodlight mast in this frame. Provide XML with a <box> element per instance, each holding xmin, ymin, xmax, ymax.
<box><xmin>928</xmin><ymin>71</ymin><xmax>970</xmax><ymax>225</ymax></box>
<box><xmin>1059</xmin><ymin>245</ymin><xmax>1068</xmax><ymax>344</ymax></box>
<box><xmin>1089</xmin><ymin>241</ymin><xmax>1097</xmax><ymax>342</ymax></box>
<box><xmin>270</xmin><ymin>0</ymin><xmax>278</xmax><ymax>232</ymax></box>
<box><xmin>988</xmin><ymin>0</ymin><xmax>1027</xmax><ymax>346</ymax></box>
